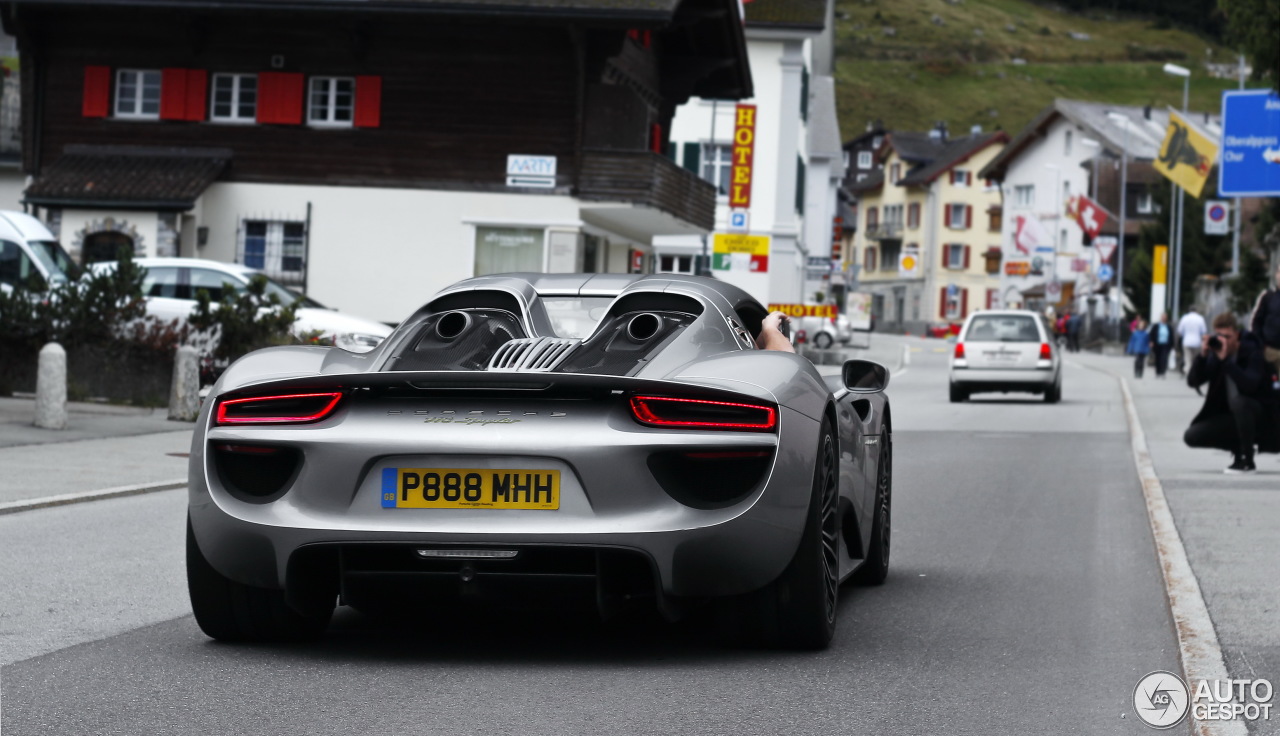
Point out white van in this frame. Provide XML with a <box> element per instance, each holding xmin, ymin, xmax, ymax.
<box><xmin>0</xmin><ymin>211</ymin><xmax>79</xmax><ymax>294</ymax></box>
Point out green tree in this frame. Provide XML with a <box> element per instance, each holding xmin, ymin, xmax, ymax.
<box><xmin>1132</xmin><ymin>178</ymin><xmax>1233</xmax><ymax>318</ymax></box>
<box><xmin>188</xmin><ymin>274</ymin><xmax>300</xmax><ymax>363</ymax></box>
<box><xmin>1219</xmin><ymin>0</ymin><xmax>1280</xmax><ymax>89</ymax></box>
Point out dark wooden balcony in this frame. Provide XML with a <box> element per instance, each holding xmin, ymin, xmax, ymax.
<box><xmin>578</xmin><ymin>149</ymin><xmax>717</xmax><ymax>231</ymax></box>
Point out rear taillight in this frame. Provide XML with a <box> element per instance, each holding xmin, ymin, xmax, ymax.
<box><xmin>214</xmin><ymin>391</ymin><xmax>344</xmax><ymax>425</ymax></box>
<box><xmin>629</xmin><ymin>395</ymin><xmax>777</xmax><ymax>432</ymax></box>
<box><xmin>1039</xmin><ymin>343</ymin><xmax>1052</xmax><ymax>360</ymax></box>
<box><xmin>954</xmin><ymin>343</ymin><xmax>966</xmax><ymax>359</ymax></box>
<box><xmin>796</xmin><ymin>329</ymin><xmax>808</xmax><ymax>344</ymax></box>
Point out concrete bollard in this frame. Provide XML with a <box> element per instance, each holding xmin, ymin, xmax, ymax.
<box><xmin>169</xmin><ymin>345</ymin><xmax>200</xmax><ymax>421</ymax></box>
<box><xmin>35</xmin><ymin>342</ymin><xmax>67</xmax><ymax>430</ymax></box>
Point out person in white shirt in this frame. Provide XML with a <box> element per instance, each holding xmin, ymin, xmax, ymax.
<box><xmin>1176</xmin><ymin>306</ymin><xmax>1207</xmax><ymax>375</ymax></box>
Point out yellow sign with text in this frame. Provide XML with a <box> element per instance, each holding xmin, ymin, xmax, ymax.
<box><xmin>1152</xmin><ymin>245</ymin><xmax>1168</xmax><ymax>285</ymax></box>
<box><xmin>713</xmin><ymin>233</ymin><xmax>770</xmax><ymax>256</ymax></box>
<box><xmin>768</xmin><ymin>303</ymin><xmax>836</xmax><ymax>319</ymax></box>
<box><xmin>1155</xmin><ymin>111</ymin><xmax>1218</xmax><ymax>198</ymax></box>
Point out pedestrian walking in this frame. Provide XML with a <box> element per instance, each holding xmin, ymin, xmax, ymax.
<box><xmin>1128</xmin><ymin>318</ymin><xmax>1150</xmax><ymax>378</ymax></box>
<box><xmin>1176</xmin><ymin>306</ymin><xmax>1207</xmax><ymax>375</ymax></box>
<box><xmin>1149</xmin><ymin>312</ymin><xmax>1173</xmax><ymax>378</ymax></box>
<box><xmin>1067</xmin><ymin>312</ymin><xmax>1082</xmax><ymax>353</ymax></box>
<box><xmin>1251</xmin><ymin>263</ymin><xmax>1280</xmax><ymax>379</ymax></box>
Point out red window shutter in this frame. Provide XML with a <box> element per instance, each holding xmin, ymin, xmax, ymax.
<box><xmin>184</xmin><ymin>69</ymin><xmax>207</xmax><ymax>121</ymax></box>
<box><xmin>649</xmin><ymin>123</ymin><xmax>663</xmax><ymax>154</ymax></box>
<box><xmin>83</xmin><ymin>66</ymin><xmax>111</xmax><ymax>118</ymax></box>
<box><xmin>965</xmin><ymin>205</ymin><xmax>973</xmax><ymax>229</ymax></box>
<box><xmin>963</xmin><ymin>245</ymin><xmax>971</xmax><ymax>269</ymax></box>
<box><xmin>939</xmin><ymin>288</ymin><xmax>948</xmax><ymax>319</ymax></box>
<box><xmin>942</xmin><ymin>245</ymin><xmax>950</xmax><ymax>268</ymax></box>
<box><xmin>987</xmin><ymin>289</ymin><xmax>996</xmax><ymax>309</ymax></box>
<box><xmin>960</xmin><ymin>289</ymin><xmax>969</xmax><ymax>318</ymax></box>
<box><xmin>354</xmin><ymin>75</ymin><xmax>382</xmax><ymax>128</ymax></box>
<box><xmin>159</xmin><ymin>68</ymin><xmax>188</xmax><ymax>120</ymax></box>
<box><xmin>258</xmin><ymin>72</ymin><xmax>304</xmax><ymax>125</ymax></box>
<box><xmin>949</xmin><ymin>171</ymin><xmax>956</xmax><ymax>185</ymax></box>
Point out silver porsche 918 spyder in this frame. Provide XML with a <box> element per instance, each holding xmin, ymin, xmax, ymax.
<box><xmin>187</xmin><ymin>273</ymin><xmax>892</xmax><ymax>649</ymax></box>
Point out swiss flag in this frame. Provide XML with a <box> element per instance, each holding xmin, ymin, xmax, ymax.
<box><xmin>1073</xmin><ymin>194</ymin><xmax>1107</xmax><ymax>239</ymax></box>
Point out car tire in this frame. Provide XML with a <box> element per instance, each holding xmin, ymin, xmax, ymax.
<box><xmin>853</xmin><ymin>426</ymin><xmax>891</xmax><ymax>586</ymax></box>
<box><xmin>1044</xmin><ymin>381</ymin><xmax>1061</xmax><ymax>404</ymax></box>
<box><xmin>949</xmin><ymin>384</ymin><xmax>968</xmax><ymax>403</ymax></box>
<box><xmin>186</xmin><ymin>517</ymin><xmax>333</xmax><ymax>642</ymax></box>
<box><xmin>814</xmin><ymin>333</ymin><xmax>834</xmax><ymax>350</ymax></box>
<box><xmin>744</xmin><ymin>421</ymin><xmax>840</xmax><ymax>650</ymax></box>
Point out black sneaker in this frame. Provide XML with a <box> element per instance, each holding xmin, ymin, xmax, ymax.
<box><xmin>1225</xmin><ymin>455</ymin><xmax>1256</xmax><ymax>474</ymax></box>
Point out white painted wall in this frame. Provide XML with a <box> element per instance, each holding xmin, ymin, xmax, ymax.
<box><xmin>200</xmin><ymin>182</ymin><xmax>585</xmax><ymax>323</ymax></box>
<box><xmin>0</xmin><ymin>169</ymin><xmax>24</xmax><ymax>212</ymax></box>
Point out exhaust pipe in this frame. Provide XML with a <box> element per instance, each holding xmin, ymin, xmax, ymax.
<box><xmin>626</xmin><ymin>313</ymin><xmax>662</xmax><ymax>342</ymax></box>
<box><xmin>434</xmin><ymin>311</ymin><xmax>472</xmax><ymax>341</ymax></box>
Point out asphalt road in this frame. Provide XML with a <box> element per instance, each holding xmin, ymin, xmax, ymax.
<box><xmin>0</xmin><ymin>337</ymin><xmax>1189</xmax><ymax>735</ymax></box>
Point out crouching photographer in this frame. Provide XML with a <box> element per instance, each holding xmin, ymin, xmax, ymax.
<box><xmin>1184</xmin><ymin>313</ymin><xmax>1280</xmax><ymax>473</ymax></box>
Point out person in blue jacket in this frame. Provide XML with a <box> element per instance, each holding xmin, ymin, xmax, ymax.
<box><xmin>1148</xmin><ymin>312</ymin><xmax>1174</xmax><ymax>378</ymax></box>
<box><xmin>1128</xmin><ymin>318</ymin><xmax>1150</xmax><ymax>378</ymax></box>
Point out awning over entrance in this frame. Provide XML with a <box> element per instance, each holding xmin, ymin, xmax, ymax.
<box><xmin>24</xmin><ymin>145</ymin><xmax>231</xmax><ymax>210</ymax></box>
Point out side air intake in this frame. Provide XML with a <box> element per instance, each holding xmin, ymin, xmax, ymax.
<box><xmin>488</xmin><ymin>337</ymin><xmax>580</xmax><ymax>372</ymax></box>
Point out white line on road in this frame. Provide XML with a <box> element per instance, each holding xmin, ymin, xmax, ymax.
<box><xmin>0</xmin><ymin>479</ymin><xmax>186</xmax><ymax>516</ymax></box>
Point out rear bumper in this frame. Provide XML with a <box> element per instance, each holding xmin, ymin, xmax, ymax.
<box><xmin>951</xmin><ymin>367</ymin><xmax>1057</xmax><ymax>391</ymax></box>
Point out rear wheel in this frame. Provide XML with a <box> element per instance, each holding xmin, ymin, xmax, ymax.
<box><xmin>744</xmin><ymin>421</ymin><xmax>839</xmax><ymax>649</ymax></box>
<box><xmin>1044</xmin><ymin>380</ymin><xmax>1061</xmax><ymax>404</ymax></box>
<box><xmin>186</xmin><ymin>517</ymin><xmax>333</xmax><ymax>642</ymax></box>
<box><xmin>853</xmin><ymin>427</ymin><xmax>891</xmax><ymax>586</ymax></box>
<box><xmin>949</xmin><ymin>384</ymin><xmax>968</xmax><ymax>403</ymax></box>
<box><xmin>814</xmin><ymin>332</ymin><xmax>834</xmax><ymax>350</ymax></box>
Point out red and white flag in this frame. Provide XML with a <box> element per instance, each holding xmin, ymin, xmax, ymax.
<box><xmin>1072</xmin><ymin>194</ymin><xmax>1108</xmax><ymax>239</ymax></box>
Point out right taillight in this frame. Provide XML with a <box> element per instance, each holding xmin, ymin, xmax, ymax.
<box><xmin>629</xmin><ymin>395</ymin><xmax>777</xmax><ymax>432</ymax></box>
<box><xmin>954</xmin><ymin>343</ymin><xmax>966</xmax><ymax>359</ymax></box>
<box><xmin>1040</xmin><ymin>342</ymin><xmax>1052</xmax><ymax>360</ymax></box>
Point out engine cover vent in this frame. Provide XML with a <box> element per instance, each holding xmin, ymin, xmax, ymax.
<box><xmin>488</xmin><ymin>337</ymin><xmax>580</xmax><ymax>372</ymax></box>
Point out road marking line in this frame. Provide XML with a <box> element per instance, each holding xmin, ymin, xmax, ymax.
<box><xmin>0</xmin><ymin>479</ymin><xmax>186</xmax><ymax>516</ymax></box>
<box><xmin>1112</xmin><ymin>371</ymin><xmax>1246</xmax><ymax>736</ymax></box>
<box><xmin>893</xmin><ymin>343</ymin><xmax>910</xmax><ymax>377</ymax></box>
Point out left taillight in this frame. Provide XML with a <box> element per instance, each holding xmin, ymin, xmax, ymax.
<box><xmin>1039</xmin><ymin>342</ymin><xmax>1052</xmax><ymax>360</ymax></box>
<box><xmin>214</xmin><ymin>391</ymin><xmax>344</xmax><ymax>426</ymax></box>
<box><xmin>629</xmin><ymin>395</ymin><xmax>777</xmax><ymax>432</ymax></box>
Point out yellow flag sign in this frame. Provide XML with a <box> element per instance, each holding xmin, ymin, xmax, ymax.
<box><xmin>1155</xmin><ymin>111</ymin><xmax>1218</xmax><ymax>198</ymax></box>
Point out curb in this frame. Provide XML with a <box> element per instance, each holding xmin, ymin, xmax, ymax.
<box><xmin>1074</xmin><ymin>359</ymin><xmax>1246</xmax><ymax>736</ymax></box>
<box><xmin>0</xmin><ymin>479</ymin><xmax>187</xmax><ymax>516</ymax></box>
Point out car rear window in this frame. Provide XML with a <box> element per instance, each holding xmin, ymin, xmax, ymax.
<box><xmin>964</xmin><ymin>315</ymin><xmax>1041</xmax><ymax>343</ymax></box>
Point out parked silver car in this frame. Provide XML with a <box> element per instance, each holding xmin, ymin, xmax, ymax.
<box><xmin>186</xmin><ymin>273</ymin><xmax>893</xmax><ymax>649</ymax></box>
<box><xmin>949</xmin><ymin>310</ymin><xmax>1062</xmax><ymax>403</ymax></box>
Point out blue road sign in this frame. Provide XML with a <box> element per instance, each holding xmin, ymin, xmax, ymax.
<box><xmin>1097</xmin><ymin>264</ymin><xmax>1114</xmax><ymax>282</ymax></box>
<box><xmin>1219</xmin><ymin>89</ymin><xmax>1280</xmax><ymax>197</ymax></box>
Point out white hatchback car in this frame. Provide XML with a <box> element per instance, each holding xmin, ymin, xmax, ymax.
<box><xmin>91</xmin><ymin>258</ymin><xmax>393</xmax><ymax>352</ymax></box>
<box><xmin>949</xmin><ymin>310</ymin><xmax>1062</xmax><ymax>403</ymax></box>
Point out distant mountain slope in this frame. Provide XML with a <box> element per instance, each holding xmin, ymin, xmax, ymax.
<box><xmin>833</xmin><ymin>0</ymin><xmax>1243</xmax><ymax>139</ymax></box>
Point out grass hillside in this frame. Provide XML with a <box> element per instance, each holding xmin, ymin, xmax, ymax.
<box><xmin>834</xmin><ymin>0</ymin><xmax>1245</xmax><ymax>137</ymax></box>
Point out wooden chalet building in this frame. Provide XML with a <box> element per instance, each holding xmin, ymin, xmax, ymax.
<box><xmin>0</xmin><ymin>0</ymin><xmax>751</xmax><ymax>321</ymax></box>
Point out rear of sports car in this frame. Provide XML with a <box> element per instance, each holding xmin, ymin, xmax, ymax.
<box><xmin>186</xmin><ymin>284</ymin><xmax>828</xmax><ymax>643</ymax></box>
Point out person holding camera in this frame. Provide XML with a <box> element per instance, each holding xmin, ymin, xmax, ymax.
<box><xmin>1184</xmin><ymin>312</ymin><xmax>1280</xmax><ymax>473</ymax></box>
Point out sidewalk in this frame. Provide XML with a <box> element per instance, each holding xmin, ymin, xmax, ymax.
<box><xmin>1068</xmin><ymin>350</ymin><xmax>1280</xmax><ymax>689</ymax></box>
<box><xmin>0</xmin><ymin>396</ymin><xmax>191</xmax><ymax>506</ymax></box>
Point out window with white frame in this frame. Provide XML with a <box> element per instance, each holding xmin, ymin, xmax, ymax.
<box><xmin>884</xmin><ymin>204</ymin><xmax>904</xmax><ymax>231</ymax></box>
<box><xmin>700</xmin><ymin>143</ymin><xmax>732</xmax><ymax>196</ymax></box>
<box><xmin>952</xmin><ymin>169</ymin><xmax>970</xmax><ymax>187</ymax></box>
<box><xmin>890</xmin><ymin>163</ymin><xmax>901</xmax><ymax>184</ymax></box>
<box><xmin>211</xmin><ymin>73</ymin><xmax>257</xmax><ymax>122</ymax></box>
<box><xmin>857</xmin><ymin>151</ymin><xmax>872</xmax><ymax>169</ymax></box>
<box><xmin>657</xmin><ymin>254</ymin><xmax>694</xmax><ymax>274</ymax></box>
<box><xmin>1013</xmin><ymin>184</ymin><xmax>1035</xmax><ymax>209</ymax></box>
<box><xmin>1136</xmin><ymin>190</ymin><xmax>1154</xmax><ymax>214</ymax></box>
<box><xmin>945</xmin><ymin>291</ymin><xmax>962</xmax><ymax>319</ymax></box>
<box><xmin>115</xmin><ymin>69</ymin><xmax>161</xmax><ymax>118</ymax></box>
<box><xmin>944</xmin><ymin>243</ymin><xmax>965</xmax><ymax>269</ymax></box>
<box><xmin>1064</xmin><ymin>130</ymin><xmax>1073</xmax><ymax>157</ymax></box>
<box><xmin>947</xmin><ymin>203</ymin><xmax>968</xmax><ymax>229</ymax></box>
<box><xmin>240</xmin><ymin>220</ymin><xmax>308</xmax><ymax>285</ymax></box>
<box><xmin>308</xmin><ymin>77</ymin><xmax>355</xmax><ymax>126</ymax></box>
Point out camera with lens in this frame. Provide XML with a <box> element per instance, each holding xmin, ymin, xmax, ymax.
<box><xmin>1207</xmin><ymin>335</ymin><xmax>1223</xmax><ymax>351</ymax></box>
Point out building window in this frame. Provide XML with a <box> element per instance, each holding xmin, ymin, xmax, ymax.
<box><xmin>989</xmin><ymin>210</ymin><xmax>1002</xmax><ymax>232</ymax></box>
<box><xmin>211</xmin><ymin>73</ymin><xmax>257</xmax><ymax>122</ymax></box>
<box><xmin>115</xmin><ymin>69</ymin><xmax>161</xmax><ymax>118</ymax></box>
<box><xmin>872</xmin><ymin>136</ymin><xmax>882</xmax><ymax>149</ymax></box>
<box><xmin>857</xmin><ymin>151</ymin><xmax>872</xmax><ymax>169</ymax></box>
<box><xmin>1063</xmin><ymin>180</ymin><xmax>1071</xmax><ymax>201</ymax></box>
<box><xmin>890</xmin><ymin>163</ymin><xmax>901</xmax><ymax>184</ymax></box>
<box><xmin>308</xmin><ymin>77</ymin><xmax>355</xmax><ymax>126</ymax></box>
<box><xmin>657</xmin><ymin>254</ymin><xmax>694</xmax><ymax>274</ymax></box>
<box><xmin>945</xmin><ymin>291</ymin><xmax>963</xmax><ymax>319</ymax></box>
<box><xmin>856</xmin><ymin>173</ymin><xmax>868</xmax><ymax>182</ymax></box>
<box><xmin>1136</xmin><ymin>190</ymin><xmax>1154</xmax><ymax>214</ymax></box>
<box><xmin>474</xmin><ymin>226</ymin><xmax>545</xmax><ymax>275</ymax></box>
<box><xmin>951</xmin><ymin>170</ymin><xmax>971</xmax><ymax>187</ymax></box>
<box><xmin>239</xmin><ymin>220</ymin><xmax>308</xmax><ymax>285</ymax></box>
<box><xmin>907</xmin><ymin>203</ymin><xmax>920</xmax><ymax>230</ymax></box>
<box><xmin>1013</xmin><ymin>184</ymin><xmax>1035</xmax><ymax>209</ymax></box>
<box><xmin>1064</xmin><ymin>130</ymin><xmax>1073</xmax><ymax>157</ymax></box>
<box><xmin>866</xmin><ymin>206</ymin><xmax>879</xmax><ymax>229</ymax></box>
<box><xmin>700</xmin><ymin>143</ymin><xmax>732</xmax><ymax>196</ymax></box>
<box><xmin>944</xmin><ymin>243</ymin><xmax>966</xmax><ymax>269</ymax></box>
<box><xmin>984</xmin><ymin>248</ymin><xmax>1001</xmax><ymax>275</ymax></box>
<box><xmin>884</xmin><ymin>204</ymin><xmax>904</xmax><ymax>232</ymax></box>
<box><xmin>947</xmin><ymin>204</ymin><xmax>970</xmax><ymax>229</ymax></box>
<box><xmin>864</xmin><ymin>247</ymin><xmax>877</xmax><ymax>272</ymax></box>
<box><xmin>986</xmin><ymin>288</ymin><xmax>998</xmax><ymax>308</ymax></box>
<box><xmin>881</xmin><ymin>241</ymin><xmax>901</xmax><ymax>271</ymax></box>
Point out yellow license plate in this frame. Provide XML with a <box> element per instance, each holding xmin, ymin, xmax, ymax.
<box><xmin>381</xmin><ymin>468</ymin><xmax>559</xmax><ymax>509</ymax></box>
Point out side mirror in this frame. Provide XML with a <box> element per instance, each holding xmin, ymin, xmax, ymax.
<box><xmin>842</xmin><ymin>359</ymin><xmax>889</xmax><ymax>393</ymax></box>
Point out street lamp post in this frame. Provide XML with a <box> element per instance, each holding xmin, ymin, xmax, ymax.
<box><xmin>1163</xmin><ymin>63</ymin><xmax>1191</xmax><ymax>321</ymax></box>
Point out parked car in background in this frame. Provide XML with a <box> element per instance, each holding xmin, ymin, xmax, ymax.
<box><xmin>949</xmin><ymin>310</ymin><xmax>1062</xmax><ymax>403</ymax></box>
<box><xmin>90</xmin><ymin>258</ymin><xmax>393</xmax><ymax>352</ymax></box>
<box><xmin>794</xmin><ymin>313</ymin><xmax>850</xmax><ymax>349</ymax></box>
<box><xmin>0</xmin><ymin>211</ymin><xmax>79</xmax><ymax>295</ymax></box>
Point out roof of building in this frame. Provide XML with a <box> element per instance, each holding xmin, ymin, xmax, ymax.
<box><xmin>24</xmin><ymin>146</ymin><xmax>230</xmax><ymax>209</ymax></box>
<box><xmin>898</xmin><ymin>130</ymin><xmax>1007</xmax><ymax>186</ymax></box>
<box><xmin>743</xmin><ymin>0</ymin><xmax>826</xmax><ymax>29</ymax></box>
<box><xmin>978</xmin><ymin>98</ymin><xmax>1223</xmax><ymax>181</ymax></box>
<box><xmin>806</xmin><ymin>75</ymin><xmax>844</xmax><ymax>160</ymax></box>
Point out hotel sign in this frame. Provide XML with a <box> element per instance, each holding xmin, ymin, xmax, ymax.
<box><xmin>730</xmin><ymin>105</ymin><xmax>756</xmax><ymax>208</ymax></box>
